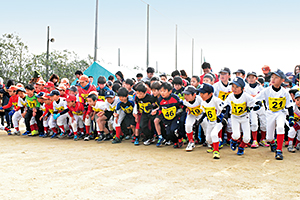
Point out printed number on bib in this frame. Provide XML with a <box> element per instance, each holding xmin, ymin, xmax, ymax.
<box><xmin>268</xmin><ymin>97</ymin><xmax>286</xmax><ymax>112</ymax></box>
<box><xmin>162</xmin><ymin>106</ymin><xmax>177</xmax><ymax>120</ymax></box>
<box><xmin>138</xmin><ymin>102</ymin><xmax>151</xmax><ymax>114</ymax></box>
<box><xmin>98</xmin><ymin>96</ymin><xmax>105</xmax><ymax>101</ymax></box>
<box><xmin>204</xmin><ymin>107</ymin><xmax>217</xmax><ymax>122</ymax></box>
<box><xmin>218</xmin><ymin>91</ymin><xmax>231</xmax><ymax>101</ymax></box>
<box><xmin>189</xmin><ymin>106</ymin><xmax>202</xmax><ymax>116</ymax></box>
<box><xmin>28</xmin><ymin>101</ymin><xmax>37</xmax><ymax>108</ymax></box>
<box><xmin>231</xmin><ymin>101</ymin><xmax>247</xmax><ymax>116</ymax></box>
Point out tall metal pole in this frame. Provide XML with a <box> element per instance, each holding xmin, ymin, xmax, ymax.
<box><xmin>94</xmin><ymin>0</ymin><xmax>99</xmax><ymax>62</ymax></box>
<box><xmin>146</xmin><ymin>4</ymin><xmax>149</xmax><ymax>68</ymax></box>
<box><xmin>118</xmin><ymin>48</ymin><xmax>120</xmax><ymax>66</ymax></box>
<box><xmin>200</xmin><ymin>48</ymin><xmax>203</xmax><ymax>75</ymax></box>
<box><xmin>192</xmin><ymin>38</ymin><xmax>194</xmax><ymax>75</ymax></box>
<box><xmin>156</xmin><ymin>61</ymin><xmax>158</xmax><ymax>73</ymax></box>
<box><xmin>175</xmin><ymin>24</ymin><xmax>177</xmax><ymax>70</ymax></box>
<box><xmin>46</xmin><ymin>26</ymin><xmax>50</xmax><ymax>80</ymax></box>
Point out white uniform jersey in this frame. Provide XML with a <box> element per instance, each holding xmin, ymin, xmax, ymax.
<box><xmin>201</xmin><ymin>96</ymin><xmax>225</xmax><ymax>122</ymax></box>
<box><xmin>183</xmin><ymin>95</ymin><xmax>203</xmax><ymax>117</ymax></box>
<box><xmin>92</xmin><ymin>101</ymin><xmax>109</xmax><ymax>112</ymax></box>
<box><xmin>213</xmin><ymin>81</ymin><xmax>232</xmax><ymax>101</ymax></box>
<box><xmin>53</xmin><ymin>98</ymin><xmax>67</xmax><ymax>113</ymax></box>
<box><xmin>244</xmin><ymin>82</ymin><xmax>264</xmax><ymax>97</ymax></box>
<box><xmin>255</xmin><ymin>86</ymin><xmax>293</xmax><ymax>113</ymax></box>
<box><xmin>40</xmin><ymin>103</ymin><xmax>46</xmax><ymax>113</ymax></box>
<box><xmin>225</xmin><ymin>92</ymin><xmax>255</xmax><ymax>117</ymax></box>
<box><xmin>17</xmin><ymin>96</ymin><xmax>27</xmax><ymax>108</ymax></box>
<box><xmin>106</xmin><ymin>97</ymin><xmax>120</xmax><ymax>112</ymax></box>
<box><xmin>292</xmin><ymin>103</ymin><xmax>300</xmax><ymax>124</ymax></box>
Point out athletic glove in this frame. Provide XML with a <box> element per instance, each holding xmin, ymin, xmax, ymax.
<box><xmin>53</xmin><ymin>113</ymin><xmax>61</xmax><ymax>120</ymax></box>
<box><xmin>0</xmin><ymin>107</ymin><xmax>3</xmax><ymax>110</ymax></box>
<box><xmin>253</xmin><ymin>101</ymin><xmax>262</xmax><ymax>111</ymax></box>
<box><xmin>9</xmin><ymin>110</ymin><xmax>15</xmax><ymax>116</ymax></box>
<box><xmin>217</xmin><ymin>113</ymin><xmax>224</xmax><ymax>123</ymax></box>
<box><xmin>289</xmin><ymin>116</ymin><xmax>295</xmax><ymax>127</ymax></box>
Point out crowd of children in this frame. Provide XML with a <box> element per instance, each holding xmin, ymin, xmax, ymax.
<box><xmin>1</xmin><ymin>64</ymin><xmax>300</xmax><ymax>160</ymax></box>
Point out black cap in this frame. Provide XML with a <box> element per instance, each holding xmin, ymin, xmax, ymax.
<box><xmin>230</xmin><ymin>77</ymin><xmax>245</xmax><ymax>88</ymax></box>
<box><xmin>36</xmin><ymin>92</ymin><xmax>45</xmax><ymax>98</ymax></box>
<box><xmin>182</xmin><ymin>85</ymin><xmax>196</xmax><ymax>95</ymax></box>
<box><xmin>68</xmin><ymin>85</ymin><xmax>78</xmax><ymax>92</ymax></box>
<box><xmin>105</xmin><ymin>90</ymin><xmax>115</xmax><ymax>98</ymax></box>
<box><xmin>246</xmin><ymin>71</ymin><xmax>257</xmax><ymax>77</ymax></box>
<box><xmin>233</xmin><ymin>69</ymin><xmax>245</xmax><ymax>75</ymax></box>
<box><xmin>198</xmin><ymin>83</ymin><xmax>214</xmax><ymax>93</ymax></box>
<box><xmin>257</xmin><ymin>77</ymin><xmax>265</xmax><ymax>84</ymax></box>
<box><xmin>47</xmin><ymin>89</ymin><xmax>60</xmax><ymax>96</ymax></box>
<box><xmin>271</xmin><ymin>69</ymin><xmax>286</xmax><ymax>79</ymax></box>
<box><xmin>219</xmin><ymin>67</ymin><xmax>231</xmax><ymax>75</ymax></box>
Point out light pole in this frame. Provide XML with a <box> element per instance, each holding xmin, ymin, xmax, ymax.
<box><xmin>46</xmin><ymin>26</ymin><xmax>55</xmax><ymax>80</ymax></box>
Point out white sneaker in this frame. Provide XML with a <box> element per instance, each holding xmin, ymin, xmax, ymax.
<box><xmin>288</xmin><ymin>145</ymin><xmax>296</xmax><ymax>153</ymax></box>
<box><xmin>143</xmin><ymin>139</ymin><xmax>151</xmax><ymax>146</ymax></box>
<box><xmin>150</xmin><ymin>137</ymin><xmax>156</xmax><ymax>143</ymax></box>
<box><xmin>165</xmin><ymin>140</ymin><xmax>172</xmax><ymax>146</ymax></box>
<box><xmin>84</xmin><ymin>136</ymin><xmax>89</xmax><ymax>141</ymax></box>
<box><xmin>186</xmin><ymin>142</ymin><xmax>195</xmax><ymax>152</ymax></box>
<box><xmin>13</xmin><ymin>131</ymin><xmax>20</xmax><ymax>136</ymax></box>
<box><xmin>207</xmin><ymin>143</ymin><xmax>212</xmax><ymax>148</ymax></box>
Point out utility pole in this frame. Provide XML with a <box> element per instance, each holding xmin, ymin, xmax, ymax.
<box><xmin>94</xmin><ymin>0</ymin><xmax>99</xmax><ymax>62</ymax></box>
<box><xmin>200</xmin><ymin>48</ymin><xmax>203</xmax><ymax>74</ymax></box>
<box><xmin>192</xmin><ymin>38</ymin><xmax>194</xmax><ymax>75</ymax></box>
<box><xmin>146</xmin><ymin>4</ymin><xmax>150</xmax><ymax>68</ymax></box>
<box><xmin>118</xmin><ymin>48</ymin><xmax>120</xmax><ymax>66</ymax></box>
<box><xmin>175</xmin><ymin>24</ymin><xmax>177</xmax><ymax>70</ymax></box>
<box><xmin>46</xmin><ymin>26</ymin><xmax>54</xmax><ymax>80</ymax></box>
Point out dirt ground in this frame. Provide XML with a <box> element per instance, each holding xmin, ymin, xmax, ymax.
<box><xmin>0</xmin><ymin>125</ymin><xmax>300</xmax><ymax>200</ymax></box>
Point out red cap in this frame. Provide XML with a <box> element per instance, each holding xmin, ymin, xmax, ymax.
<box><xmin>8</xmin><ymin>86</ymin><xmax>19</xmax><ymax>91</ymax></box>
<box><xmin>36</xmin><ymin>79</ymin><xmax>46</xmax><ymax>85</ymax></box>
<box><xmin>262</xmin><ymin>65</ymin><xmax>270</xmax><ymax>72</ymax></box>
<box><xmin>79</xmin><ymin>75</ymin><xmax>89</xmax><ymax>82</ymax></box>
<box><xmin>65</xmin><ymin>94</ymin><xmax>76</xmax><ymax>102</ymax></box>
<box><xmin>45</xmin><ymin>81</ymin><xmax>55</xmax><ymax>88</ymax></box>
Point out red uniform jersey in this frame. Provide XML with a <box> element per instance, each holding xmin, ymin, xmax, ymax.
<box><xmin>78</xmin><ymin>85</ymin><xmax>97</xmax><ymax>104</ymax></box>
<box><xmin>3</xmin><ymin>95</ymin><xmax>19</xmax><ymax>110</ymax></box>
<box><xmin>41</xmin><ymin>102</ymin><xmax>54</xmax><ymax>118</ymax></box>
<box><xmin>68</xmin><ymin>102</ymin><xmax>85</xmax><ymax>117</ymax></box>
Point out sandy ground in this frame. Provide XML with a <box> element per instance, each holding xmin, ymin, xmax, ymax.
<box><xmin>0</xmin><ymin>125</ymin><xmax>300</xmax><ymax>200</ymax></box>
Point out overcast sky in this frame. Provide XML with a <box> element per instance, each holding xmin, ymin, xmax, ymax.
<box><xmin>1</xmin><ymin>0</ymin><xmax>300</xmax><ymax>77</ymax></box>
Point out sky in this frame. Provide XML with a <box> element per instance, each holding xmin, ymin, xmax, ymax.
<box><xmin>1</xmin><ymin>0</ymin><xmax>300</xmax><ymax>77</ymax></box>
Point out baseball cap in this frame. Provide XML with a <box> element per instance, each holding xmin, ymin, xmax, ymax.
<box><xmin>8</xmin><ymin>86</ymin><xmax>19</xmax><ymax>91</ymax></box>
<box><xmin>79</xmin><ymin>75</ymin><xmax>89</xmax><ymax>82</ymax></box>
<box><xmin>105</xmin><ymin>90</ymin><xmax>115</xmax><ymax>98</ymax></box>
<box><xmin>45</xmin><ymin>81</ymin><xmax>55</xmax><ymax>88</ymax></box>
<box><xmin>36</xmin><ymin>92</ymin><xmax>45</xmax><ymax>98</ymax></box>
<box><xmin>66</xmin><ymin>94</ymin><xmax>76</xmax><ymax>102</ymax></box>
<box><xmin>230</xmin><ymin>77</ymin><xmax>245</xmax><ymax>88</ymax></box>
<box><xmin>219</xmin><ymin>67</ymin><xmax>231</xmax><ymax>75</ymax></box>
<box><xmin>36</xmin><ymin>79</ymin><xmax>46</xmax><ymax>85</ymax></box>
<box><xmin>262</xmin><ymin>65</ymin><xmax>270</xmax><ymax>73</ymax></box>
<box><xmin>47</xmin><ymin>90</ymin><xmax>60</xmax><ymax>96</ymax></box>
<box><xmin>295</xmin><ymin>91</ymin><xmax>300</xmax><ymax>99</ymax></box>
<box><xmin>233</xmin><ymin>69</ymin><xmax>246</xmax><ymax>75</ymax></box>
<box><xmin>68</xmin><ymin>85</ymin><xmax>78</xmax><ymax>92</ymax></box>
<box><xmin>61</xmin><ymin>78</ymin><xmax>69</xmax><ymax>84</ymax></box>
<box><xmin>16</xmin><ymin>83</ymin><xmax>24</xmax><ymax>88</ymax></box>
<box><xmin>271</xmin><ymin>69</ymin><xmax>286</xmax><ymax>79</ymax></box>
<box><xmin>16</xmin><ymin>87</ymin><xmax>26</xmax><ymax>93</ymax></box>
<box><xmin>56</xmin><ymin>84</ymin><xmax>66</xmax><ymax>91</ymax></box>
<box><xmin>198</xmin><ymin>83</ymin><xmax>214</xmax><ymax>94</ymax></box>
<box><xmin>182</xmin><ymin>85</ymin><xmax>196</xmax><ymax>95</ymax></box>
<box><xmin>246</xmin><ymin>71</ymin><xmax>257</xmax><ymax>77</ymax></box>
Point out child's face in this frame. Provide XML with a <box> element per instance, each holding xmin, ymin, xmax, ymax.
<box><xmin>160</xmin><ymin>76</ymin><xmax>167</xmax><ymax>82</ymax></box>
<box><xmin>136</xmin><ymin>91</ymin><xmax>146</xmax><ymax>99</ymax></box>
<box><xmin>26</xmin><ymin>89</ymin><xmax>34</xmax><ymax>97</ymax></box>
<box><xmin>69</xmin><ymin>91</ymin><xmax>77</xmax><ymax>96</ymax></box>
<box><xmin>231</xmin><ymin>84</ymin><xmax>243</xmax><ymax>95</ymax></box>
<box><xmin>87</xmin><ymin>98</ymin><xmax>96</xmax><ymax>107</ymax></box>
<box><xmin>98</xmin><ymin>83</ymin><xmax>105</xmax><ymax>89</ymax></box>
<box><xmin>44</xmin><ymin>99</ymin><xmax>51</xmax><ymax>105</ymax></box>
<box><xmin>220</xmin><ymin>72</ymin><xmax>230</xmax><ymax>83</ymax></box>
<box><xmin>17</xmin><ymin>91</ymin><xmax>25</xmax><ymax>98</ymax></box>
<box><xmin>160</xmin><ymin>88</ymin><xmax>172</xmax><ymax>99</ymax></box>
<box><xmin>235</xmin><ymin>73</ymin><xmax>245</xmax><ymax>79</ymax></box>
<box><xmin>106</xmin><ymin>97</ymin><xmax>115</xmax><ymax>104</ymax></box>
<box><xmin>295</xmin><ymin>97</ymin><xmax>300</xmax><ymax>107</ymax></box>
<box><xmin>125</xmin><ymin>84</ymin><xmax>132</xmax><ymax>91</ymax></box>
<box><xmin>290</xmin><ymin>93</ymin><xmax>295</xmax><ymax>102</ymax></box>
<box><xmin>174</xmin><ymin>84</ymin><xmax>182</xmax><ymax>91</ymax></box>
<box><xmin>8</xmin><ymin>90</ymin><xmax>16</xmax><ymax>96</ymax></box>
<box><xmin>247</xmin><ymin>75</ymin><xmax>257</xmax><ymax>84</ymax></box>
<box><xmin>184</xmin><ymin>93</ymin><xmax>196</xmax><ymax>102</ymax></box>
<box><xmin>151</xmin><ymin>89</ymin><xmax>160</xmax><ymax>97</ymax></box>
<box><xmin>270</xmin><ymin>74</ymin><xmax>284</xmax><ymax>87</ymax></box>
<box><xmin>203</xmin><ymin>78</ymin><xmax>213</xmax><ymax>85</ymax></box>
<box><xmin>59</xmin><ymin>89</ymin><xmax>65</xmax><ymax>96</ymax></box>
<box><xmin>119</xmin><ymin>96</ymin><xmax>128</xmax><ymax>103</ymax></box>
<box><xmin>51</xmin><ymin>95</ymin><xmax>60</xmax><ymax>102</ymax></box>
<box><xmin>37</xmin><ymin>98</ymin><xmax>44</xmax><ymax>103</ymax></box>
<box><xmin>191</xmin><ymin>78</ymin><xmax>199</xmax><ymax>88</ymax></box>
<box><xmin>200</xmin><ymin>92</ymin><xmax>212</xmax><ymax>101</ymax></box>
<box><xmin>67</xmin><ymin>101</ymin><xmax>76</xmax><ymax>107</ymax></box>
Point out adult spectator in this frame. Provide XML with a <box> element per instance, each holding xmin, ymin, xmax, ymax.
<box><xmin>180</xmin><ymin>70</ymin><xmax>191</xmax><ymax>83</ymax></box>
<box><xmin>115</xmin><ymin>71</ymin><xmax>124</xmax><ymax>83</ymax></box>
<box><xmin>199</xmin><ymin>62</ymin><xmax>219</xmax><ymax>84</ymax></box>
<box><xmin>0</xmin><ymin>79</ymin><xmax>15</xmax><ymax>128</ymax></box>
<box><xmin>262</xmin><ymin>65</ymin><xmax>271</xmax><ymax>83</ymax></box>
<box><xmin>49</xmin><ymin>74</ymin><xmax>60</xmax><ymax>87</ymax></box>
<box><xmin>293</xmin><ymin>65</ymin><xmax>300</xmax><ymax>84</ymax></box>
<box><xmin>142</xmin><ymin>67</ymin><xmax>155</xmax><ymax>82</ymax></box>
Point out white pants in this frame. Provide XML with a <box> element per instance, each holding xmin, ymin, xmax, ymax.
<box><xmin>113</xmin><ymin>111</ymin><xmax>125</xmax><ymax>128</ymax></box>
<box><xmin>250</xmin><ymin>108</ymin><xmax>266</xmax><ymax>132</ymax></box>
<box><xmin>266</xmin><ymin>110</ymin><xmax>286</xmax><ymax>142</ymax></box>
<box><xmin>48</xmin><ymin>115</ymin><xmax>57</xmax><ymax>129</ymax></box>
<box><xmin>288</xmin><ymin>121</ymin><xmax>300</xmax><ymax>141</ymax></box>
<box><xmin>205</xmin><ymin>119</ymin><xmax>223</xmax><ymax>144</ymax></box>
<box><xmin>70</xmin><ymin>114</ymin><xmax>84</xmax><ymax>132</ymax></box>
<box><xmin>185</xmin><ymin>114</ymin><xmax>207</xmax><ymax>136</ymax></box>
<box><xmin>12</xmin><ymin>110</ymin><xmax>22</xmax><ymax>128</ymax></box>
<box><xmin>231</xmin><ymin>114</ymin><xmax>251</xmax><ymax>143</ymax></box>
<box><xmin>226</xmin><ymin>118</ymin><xmax>232</xmax><ymax>133</ymax></box>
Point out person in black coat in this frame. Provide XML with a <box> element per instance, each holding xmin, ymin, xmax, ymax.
<box><xmin>0</xmin><ymin>80</ymin><xmax>15</xmax><ymax>128</ymax></box>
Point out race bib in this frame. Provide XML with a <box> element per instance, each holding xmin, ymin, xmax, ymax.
<box><xmin>81</xmin><ymin>94</ymin><xmax>89</xmax><ymax>101</ymax></box>
<box><xmin>93</xmin><ymin>107</ymin><xmax>103</xmax><ymax>112</ymax></box>
<box><xmin>161</xmin><ymin>106</ymin><xmax>177</xmax><ymax>120</ymax></box>
<box><xmin>218</xmin><ymin>91</ymin><xmax>231</xmax><ymax>101</ymax></box>
<box><xmin>49</xmin><ymin>109</ymin><xmax>54</xmax><ymax>114</ymax></box>
<box><xmin>56</xmin><ymin>106</ymin><xmax>65</xmax><ymax>112</ymax></box>
<box><xmin>268</xmin><ymin>97</ymin><xmax>286</xmax><ymax>112</ymax></box>
<box><xmin>138</xmin><ymin>102</ymin><xmax>151</xmax><ymax>114</ymax></box>
<box><xmin>72</xmin><ymin>111</ymin><xmax>83</xmax><ymax>115</ymax></box>
<box><xmin>231</xmin><ymin>101</ymin><xmax>247</xmax><ymax>116</ymax></box>
<box><xmin>109</xmin><ymin>105</ymin><xmax>116</xmax><ymax>112</ymax></box>
<box><xmin>27</xmin><ymin>100</ymin><xmax>37</xmax><ymax>108</ymax></box>
<box><xmin>294</xmin><ymin>113</ymin><xmax>300</xmax><ymax>123</ymax></box>
<box><xmin>189</xmin><ymin>105</ymin><xmax>202</xmax><ymax>116</ymax></box>
<box><xmin>98</xmin><ymin>96</ymin><xmax>105</xmax><ymax>101</ymax></box>
<box><xmin>12</xmin><ymin>102</ymin><xmax>18</xmax><ymax>107</ymax></box>
<box><xmin>203</xmin><ymin>107</ymin><xmax>217</xmax><ymax>122</ymax></box>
